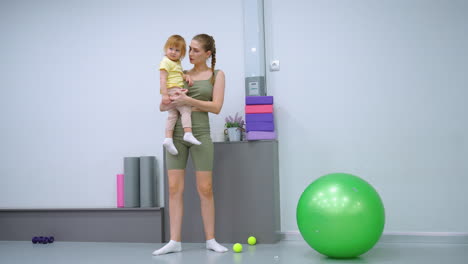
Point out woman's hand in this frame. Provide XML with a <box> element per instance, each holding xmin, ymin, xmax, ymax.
<box><xmin>169</xmin><ymin>89</ymin><xmax>188</xmax><ymax>101</ymax></box>
<box><xmin>170</xmin><ymin>90</ymin><xmax>191</xmax><ymax>107</ymax></box>
<box><xmin>160</xmin><ymin>89</ymin><xmax>190</xmax><ymax>111</ymax></box>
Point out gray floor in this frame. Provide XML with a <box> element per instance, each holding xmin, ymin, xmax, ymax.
<box><xmin>1</xmin><ymin>240</ymin><xmax>467</xmax><ymax>264</ymax></box>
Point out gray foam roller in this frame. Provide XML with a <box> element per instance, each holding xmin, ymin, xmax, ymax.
<box><xmin>124</xmin><ymin>157</ymin><xmax>140</xmax><ymax>207</ymax></box>
<box><xmin>139</xmin><ymin>156</ymin><xmax>157</xmax><ymax>207</ymax></box>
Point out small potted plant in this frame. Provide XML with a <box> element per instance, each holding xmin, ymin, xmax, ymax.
<box><xmin>224</xmin><ymin>113</ymin><xmax>245</xmax><ymax>141</ymax></box>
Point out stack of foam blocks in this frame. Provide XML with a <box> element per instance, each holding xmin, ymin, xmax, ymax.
<box><xmin>245</xmin><ymin>96</ymin><xmax>276</xmax><ymax>140</ymax></box>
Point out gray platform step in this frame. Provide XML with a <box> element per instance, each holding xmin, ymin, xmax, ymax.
<box><xmin>0</xmin><ymin>207</ymin><xmax>164</xmax><ymax>243</ymax></box>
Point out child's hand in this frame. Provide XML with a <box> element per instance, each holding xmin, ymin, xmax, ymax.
<box><xmin>162</xmin><ymin>94</ymin><xmax>171</xmax><ymax>105</ymax></box>
<box><xmin>180</xmin><ymin>89</ymin><xmax>188</xmax><ymax>94</ymax></box>
<box><xmin>185</xmin><ymin>74</ymin><xmax>194</xmax><ymax>87</ymax></box>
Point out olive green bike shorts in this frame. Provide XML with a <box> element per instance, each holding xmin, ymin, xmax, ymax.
<box><xmin>165</xmin><ymin>111</ymin><xmax>213</xmax><ymax>171</ymax></box>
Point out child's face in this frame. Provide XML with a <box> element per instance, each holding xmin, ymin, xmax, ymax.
<box><xmin>165</xmin><ymin>46</ymin><xmax>182</xmax><ymax>61</ymax></box>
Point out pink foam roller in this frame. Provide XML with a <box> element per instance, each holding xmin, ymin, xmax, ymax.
<box><xmin>117</xmin><ymin>174</ymin><xmax>124</xmax><ymax>208</ymax></box>
<box><xmin>245</xmin><ymin>105</ymin><xmax>273</xmax><ymax>114</ymax></box>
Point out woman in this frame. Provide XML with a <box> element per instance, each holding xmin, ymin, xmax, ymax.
<box><xmin>153</xmin><ymin>34</ymin><xmax>228</xmax><ymax>255</ymax></box>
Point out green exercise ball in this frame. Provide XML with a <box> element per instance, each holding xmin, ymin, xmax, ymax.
<box><xmin>296</xmin><ymin>173</ymin><xmax>385</xmax><ymax>258</ymax></box>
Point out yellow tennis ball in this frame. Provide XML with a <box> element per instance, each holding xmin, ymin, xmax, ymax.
<box><xmin>247</xmin><ymin>236</ymin><xmax>257</xmax><ymax>245</ymax></box>
<box><xmin>233</xmin><ymin>243</ymin><xmax>243</xmax><ymax>253</ymax></box>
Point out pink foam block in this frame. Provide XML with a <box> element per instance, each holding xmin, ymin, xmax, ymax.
<box><xmin>245</xmin><ymin>105</ymin><xmax>273</xmax><ymax>114</ymax></box>
<box><xmin>117</xmin><ymin>174</ymin><xmax>124</xmax><ymax>208</ymax></box>
<box><xmin>247</xmin><ymin>131</ymin><xmax>277</xmax><ymax>140</ymax></box>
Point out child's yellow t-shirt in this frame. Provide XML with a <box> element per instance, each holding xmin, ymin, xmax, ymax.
<box><xmin>159</xmin><ymin>56</ymin><xmax>184</xmax><ymax>89</ymax></box>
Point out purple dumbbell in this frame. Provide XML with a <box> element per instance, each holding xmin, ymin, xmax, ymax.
<box><xmin>32</xmin><ymin>236</ymin><xmax>55</xmax><ymax>244</ymax></box>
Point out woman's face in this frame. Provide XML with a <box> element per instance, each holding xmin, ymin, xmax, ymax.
<box><xmin>189</xmin><ymin>40</ymin><xmax>210</xmax><ymax>65</ymax></box>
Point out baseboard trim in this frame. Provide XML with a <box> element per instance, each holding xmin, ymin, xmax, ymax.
<box><xmin>281</xmin><ymin>231</ymin><xmax>468</xmax><ymax>244</ymax></box>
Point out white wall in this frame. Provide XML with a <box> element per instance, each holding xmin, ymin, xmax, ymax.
<box><xmin>2</xmin><ymin>0</ymin><xmax>468</xmax><ymax>235</ymax></box>
<box><xmin>265</xmin><ymin>0</ymin><xmax>468</xmax><ymax>233</ymax></box>
<box><xmin>0</xmin><ymin>0</ymin><xmax>245</xmax><ymax>208</ymax></box>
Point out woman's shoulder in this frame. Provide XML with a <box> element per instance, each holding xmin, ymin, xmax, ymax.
<box><xmin>214</xmin><ymin>69</ymin><xmax>224</xmax><ymax>77</ymax></box>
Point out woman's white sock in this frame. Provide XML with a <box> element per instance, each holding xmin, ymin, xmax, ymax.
<box><xmin>152</xmin><ymin>240</ymin><xmax>182</xmax><ymax>256</ymax></box>
<box><xmin>206</xmin><ymin>238</ymin><xmax>228</xmax><ymax>253</ymax></box>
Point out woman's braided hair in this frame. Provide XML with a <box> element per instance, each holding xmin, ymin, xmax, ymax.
<box><xmin>193</xmin><ymin>34</ymin><xmax>216</xmax><ymax>85</ymax></box>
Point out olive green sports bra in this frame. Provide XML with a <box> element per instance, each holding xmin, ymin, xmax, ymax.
<box><xmin>184</xmin><ymin>70</ymin><xmax>219</xmax><ymax>102</ymax></box>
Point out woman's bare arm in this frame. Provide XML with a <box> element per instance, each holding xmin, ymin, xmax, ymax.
<box><xmin>172</xmin><ymin>70</ymin><xmax>225</xmax><ymax>114</ymax></box>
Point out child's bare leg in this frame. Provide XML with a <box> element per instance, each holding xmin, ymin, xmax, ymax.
<box><xmin>163</xmin><ymin>109</ymin><xmax>179</xmax><ymax>155</ymax></box>
<box><xmin>179</xmin><ymin>107</ymin><xmax>201</xmax><ymax>145</ymax></box>
<box><xmin>166</xmin><ymin>130</ymin><xmax>174</xmax><ymax>138</ymax></box>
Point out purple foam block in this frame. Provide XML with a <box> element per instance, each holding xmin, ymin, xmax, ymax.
<box><xmin>246</xmin><ymin>113</ymin><xmax>273</xmax><ymax>123</ymax></box>
<box><xmin>246</xmin><ymin>96</ymin><xmax>274</xmax><ymax>105</ymax></box>
<box><xmin>246</xmin><ymin>121</ymin><xmax>275</xmax><ymax>132</ymax></box>
<box><xmin>247</xmin><ymin>131</ymin><xmax>277</xmax><ymax>140</ymax></box>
